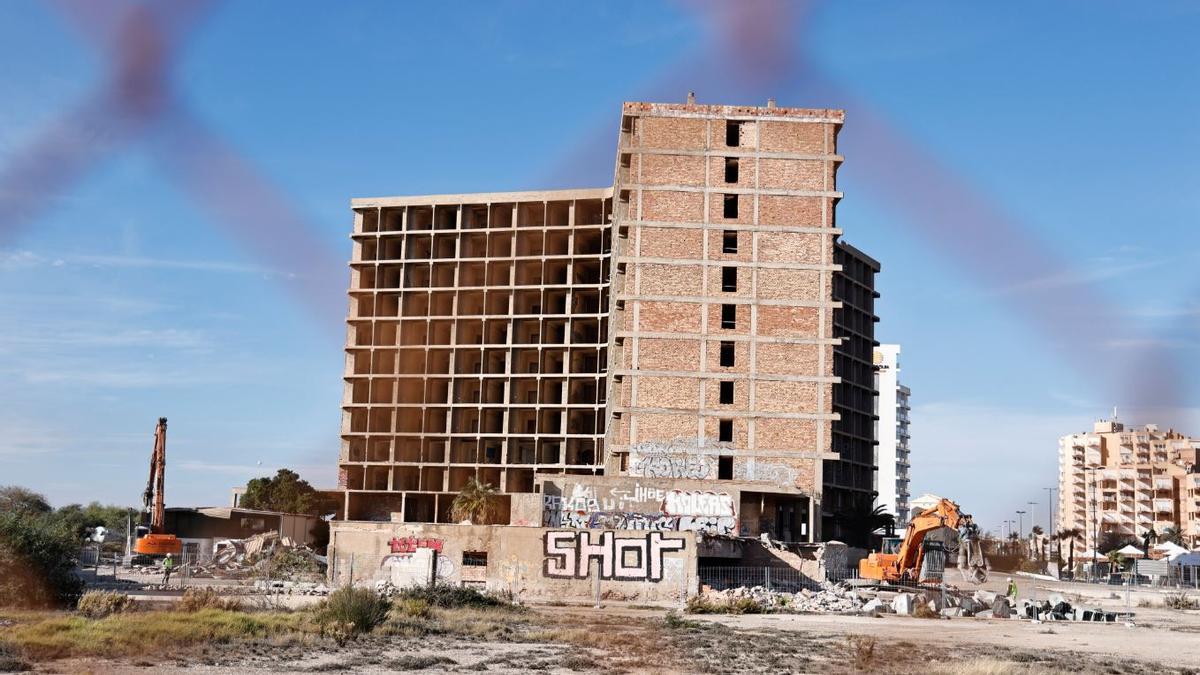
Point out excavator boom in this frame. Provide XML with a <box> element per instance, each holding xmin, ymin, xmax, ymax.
<box><xmin>133</xmin><ymin>417</ymin><xmax>181</xmax><ymax>557</ymax></box>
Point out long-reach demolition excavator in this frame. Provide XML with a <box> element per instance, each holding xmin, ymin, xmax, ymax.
<box><xmin>133</xmin><ymin>417</ymin><xmax>182</xmax><ymax>557</ymax></box>
<box><xmin>858</xmin><ymin>497</ymin><xmax>988</xmax><ymax>586</ymax></box>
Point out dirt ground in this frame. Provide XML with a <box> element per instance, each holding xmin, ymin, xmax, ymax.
<box><xmin>9</xmin><ymin>576</ymin><xmax>1200</xmax><ymax>674</ymax></box>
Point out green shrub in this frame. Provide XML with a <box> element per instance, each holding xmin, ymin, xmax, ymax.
<box><xmin>395</xmin><ymin>597</ymin><xmax>432</xmax><ymax>619</ymax></box>
<box><xmin>76</xmin><ymin>591</ymin><xmax>133</xmax><ymax>618</ymax></box>
<box><xmin>685</xmin><ymin>595</ymin><xmax>763</xmax><ymax>615</ymax></box>
<box><xmin>315</xmin><ymin>587</ymin><xmax>390</xmax><ymax>640</ymax></box>
<box><xmin>663</xmin><ymin>610</ymin><xmax>701</xmax><ymax>629</ymax></box>
<box><xmin>395</xmin><ymin>584</ymin><xmax>508</xmax><ymax>609</ymax></box>
<box><xmin>178</xmin><ymin>587</ymin><xmax>243</xmax><ymax>613</ymax></box>
<box><xmin>0</xmin><ymin>510</ymin><xmax>84</xmax><ymax>608</ymax></box>
<box><xmin>267</xmin><ymin>548</ymin><xmax>324</xmax><ymax>580</ymax></box>
<box><xmin>1165</xmin><ymin>593</ymin><xmax>1198</xmax><ymax>610</ymax></box>
<box><xmin>913</xmin><ymin>601</ymin><xmax>939</xmax><ymax>619</ymax></box>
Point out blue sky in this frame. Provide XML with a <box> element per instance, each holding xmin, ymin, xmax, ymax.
<box><xmin>1</xmin><ymin>1</ymin><xmax>1196</xmax><ymax>533</ymax></box>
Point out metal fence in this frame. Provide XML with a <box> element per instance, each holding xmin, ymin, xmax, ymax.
<box><xmin>76</xmin><ymin>546</ymin><xmax>326</xmax><ymax>590</ymax></box>
<box><xmin>696</xmin><ymin>566</ymin><xmax>930</xmax><ymax>592</ymax></box>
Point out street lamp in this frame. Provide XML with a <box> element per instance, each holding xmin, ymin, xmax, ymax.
<box><xmin>1016</xmin><ymin>510</ymin><xmax>1026</xmax><ymax>539</ymax></box>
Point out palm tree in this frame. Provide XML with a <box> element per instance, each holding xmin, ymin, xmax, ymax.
<box><xmin>1161</xmin><ymin>526</ymin><xmax>1185</xmax><ymax>546</ymax></box>
<box><xmin>837</xmin><ymin>503</ymin><xmax>896</xmax><ymax>548</ymax></box>
<box><xmin>1106</xmin><ymin>549</ymin><xmax>1126</xmax><ymax>572</ymax></box>
<box><xmin>1031</xmin><ymin>525</ymin><xmax>1045</xmax><ymax>562</ymax></box>
<box><xmin>450</xmin><ymin>477</ymin><xmax>497</xmax><ymax>525</ymax></box>
<box><xmin>1057</xmin><ymin>528</ymin><xmax>1083</xmax><ymax>574</ymax></box>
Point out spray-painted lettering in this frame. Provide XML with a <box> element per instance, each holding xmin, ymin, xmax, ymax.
<box><xmin>542</xmin><ymin>530</ymin><xmax>686</xmax><ymax>582</ymax></box>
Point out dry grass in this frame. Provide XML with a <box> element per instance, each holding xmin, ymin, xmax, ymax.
<box><xmin>1165</xmin><ymin>593</ymin><xmax>1199</xmax><ymax>610</ymax></box>
<box><xmin>178</xmin><ymin>587</ymin><xmax>244</xmax><ymax>612</ymax></box>
<box><xmin>75</xmin><ymin>590</ymin><xmax>133</xmax><ymax>618</ymax></box>
<box><xmin>2</xmin><ymin>608</ymin><xmax>312</xmax><ymax>661</ymax></box>
<box><xmin>846</xmin><ymin>635</ymin><xmax>877</xmax><ymax>670</ymax></box>
<box><xmin>927</xmin><ymin>658</ymin><xmax>1072</xmax><ymax>675</ymax></box>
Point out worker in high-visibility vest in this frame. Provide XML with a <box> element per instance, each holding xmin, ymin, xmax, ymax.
<box><xmin>162</xmin><ymin>553</ymin><xmax>175</xmax><ymax>587</ymax></box>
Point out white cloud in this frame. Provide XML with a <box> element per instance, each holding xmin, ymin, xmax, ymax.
<box><xmin>0</xmin><ymin>327</ymin><xmax>209</xmax><ymax>350</ymax></box>
<box><xmin>991</xmin><ymin>258</ymin><xmax>1163</xmax><ymax>296</ymax></box>
<box><xmin>0</xmin><ymin>248</ymin><xmax>282</xmax><ymax>277</ymax></box>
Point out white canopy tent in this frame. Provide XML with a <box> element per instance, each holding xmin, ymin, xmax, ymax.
<box><xmin>1115</xmin><ymin>544</ymin><xmax>1145</xmax><ymax>558</ymax></box>
<box><xmin>1153</xmin><ymin>541</ymin><xmax>1189</xmax><ymax>561</ymax></box>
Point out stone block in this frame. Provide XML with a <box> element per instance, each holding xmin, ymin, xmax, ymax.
<box><xmin>892</xmin><ymin>593</ymin><xmax>914</xmax><ymax>615</ymax></box>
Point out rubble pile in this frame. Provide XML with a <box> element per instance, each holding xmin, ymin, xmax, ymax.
<box><xmin>697</xmin><ymin>582</ymin><xmax>1134</xmax><ymax>624</ymax></box>
<box><xmin>184</xmin><ymin>532</ymin><xmax>328</xmax><ymax>580</ymax></box>
<box><xmin>697</xmin><ymin>583</ymin><xmax>1024</xmax><ymax>618</ymax></box>
<box><xmin>701</xmin><ymin>584</ymin><xmax>863</xmax><ymax>613</ymax></box>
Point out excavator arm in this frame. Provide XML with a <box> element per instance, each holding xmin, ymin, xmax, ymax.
<box><xmin>859</xmin><ymin>498</ymin><xmax>983</xmax><ymax>585</ymax></box>
<box><xmin>133</xmin><ymin>417</ymin><xmax>180</xmax><ymax>557</ymax></box>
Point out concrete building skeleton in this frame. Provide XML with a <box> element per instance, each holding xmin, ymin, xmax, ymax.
<box><xmin>337</xmin><ymin>100</ymin><xmax>879</xmax><ymax>543</ymax></box>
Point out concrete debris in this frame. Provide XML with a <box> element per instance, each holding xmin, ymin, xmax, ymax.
<box><xmin>891</xmin><ymin>593</ymin><xmax>914</xmax><ymax>615</ymax></box>
<box><xmin>694</xmin><ymin>580</ymin><xmax>1135</xmax><ymax>623</ymax></box>
<box><xmin>698</xmin><ymin>582</ymin><xmax>1024</xmax><ymax>618</ymax></box>
<box><xmin>702</xmin><ymin>583</ymin><xmax>863</xmax><ymax>613</ymax></box>
<box><xmin>991</xmin><ymin>597</ymin><xmax>1012</xmax><ymax>618</ymax></box>
<box><xmin>252</xmin><ymin>580</ymin><xmax>330</xmax><ymax>596</ymax></box>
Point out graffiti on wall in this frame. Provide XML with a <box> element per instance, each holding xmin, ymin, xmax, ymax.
<box><xmin>733</xmin><ymin>458</ymin><xmax>798</xmax><ymax>487</ymax></box>
<box><xmin>543</xmin><ymin>486</ymin><xmax>736</xmax><ymax>536</ymax></box>
<box><xmin>628</xmin><ymin>437</ymin><xmax>721</xmax><ymax>480</ymax></box>
<box><xmin>662</xmin><ymin>490</ymin><xmax>734</xmax><ymax>517</ymax></box>
<box><xmin>389</xmin><ymin>536</ymin><xmax>443</xmax><ymax>554</ymax></box>
<box><xmin>543</xmin><ymin>530</ymin><xmax>686</xmax><ymax>582</ymax></box>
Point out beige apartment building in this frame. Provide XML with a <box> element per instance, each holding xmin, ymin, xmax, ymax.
<box><xmin>1058</xmin><ymin>419</ymin><xmax>1200</xmax><ymax>550</ymax></box>
<box><xmin>336</xmin><ymin>99</ymin><xmax>878</xmax><ymax>543</ymax></box>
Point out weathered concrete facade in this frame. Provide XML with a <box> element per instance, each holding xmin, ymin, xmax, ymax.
<box><xmin>329</xmin><ymin>521</ymin><xmax>696</xmax><ymax>603</ymax></box>
<box><xmin>337</xmin><ymin>99</ymin><xmax>879</xmax><ymax>549</ymax></box>
<box><xmin>607</xmin><ymin>102</ymin><xmax>848</xmax><ymax>542</ymax></box>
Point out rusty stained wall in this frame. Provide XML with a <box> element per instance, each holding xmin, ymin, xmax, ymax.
<box><xmin>606</xmin><ymin>102</ymin><xmax>843</xmax><ymax>538</ymax></box>
<box><xmin>329</xmin><ymin>521</ymin><xmax>697</xmax><ymax>603</ymax></box>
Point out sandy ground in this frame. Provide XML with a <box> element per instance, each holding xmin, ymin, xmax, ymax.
<box><xmin>13</xmin><ymin>575</ymin><xmax>1200</xmax><ymax>673</ymax></box>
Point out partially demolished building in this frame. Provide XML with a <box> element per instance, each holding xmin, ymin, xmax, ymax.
<box><xmin>332</xmin><ymin>99</ymin><xmax>879</xmax><ymax>597</ymax></box>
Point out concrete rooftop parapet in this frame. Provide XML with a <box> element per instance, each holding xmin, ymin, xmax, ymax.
<box><xmin>623</xmin><ymin>100</ymin><xmax>845</xmax><ymax>124</ymax></box>
<box><xmin>351</xmin><ymin>187</ymin><xmax>613</xmax><ymax>209</ymax></box>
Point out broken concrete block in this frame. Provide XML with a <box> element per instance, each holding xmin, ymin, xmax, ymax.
<box><xmin>940</xmin><ymin>607</ymin><xmax>963</xmax><ymax>618</ymax></box>
<box><xmin>862</xmin><ymin>598</ymin><xmax>884</xmax><ymax>613</ymax></box>
<box><xmin>974</xmin><ymin>609</ymin><xmax>994</xmax><ymax>619</ymax></box>
<box><xmin>959</xmin><ymin>597</ymin><xmax>982</xmax><ymax>615</ymax></box>
<box><xmin>974</xmin><ymin>590</ymin><xmax>997</xmax><ymax>606</ymax></box>
<box><xmin>992</xmin><ymin>598</ymin><xmax>1012</xmax><ymax>619</ymax></box>
<box><xmin>892</xmin><ymin>593</ymin><xmax>915</xmax><ymax>615</ymax></box>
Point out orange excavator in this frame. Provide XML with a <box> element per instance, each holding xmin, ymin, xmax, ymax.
<box><xmin>858</xmin><ymin>497</ymin><xmax>987</xmax><ymax>586</ymax></box>
<box><xmin>133</xmin><ymin>417</ymin><xmax>182</xmax><ymax>556</ymax></box>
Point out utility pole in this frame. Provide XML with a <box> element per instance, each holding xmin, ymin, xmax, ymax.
<box><xmin>1044</xmin><ymin>486</ymin><xmax>1057</xmax><ymax>564</ymax></box>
